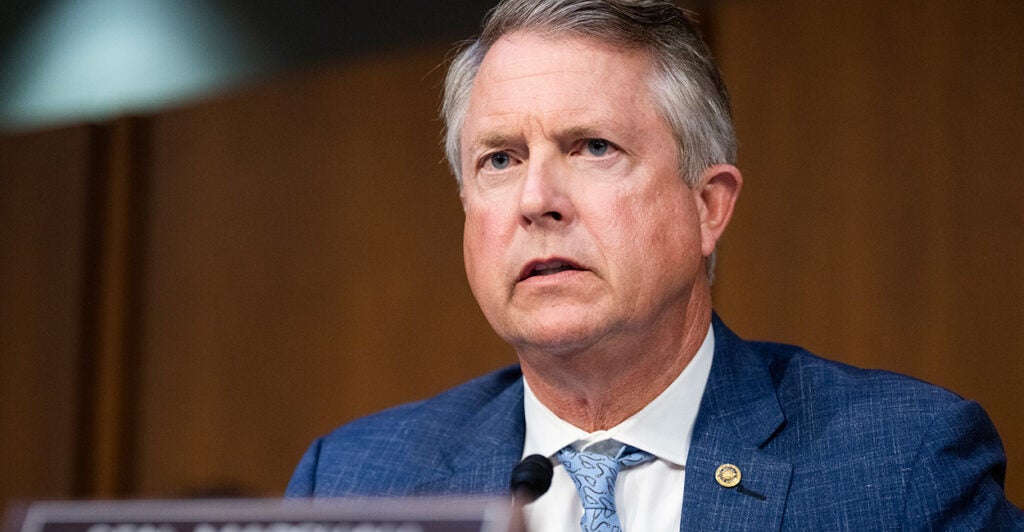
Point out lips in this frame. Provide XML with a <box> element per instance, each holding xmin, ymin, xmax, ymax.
<box><xmin>517</xmin><ymin>258</ymin><xmax>585</xmax><ymax>281</ymax></box>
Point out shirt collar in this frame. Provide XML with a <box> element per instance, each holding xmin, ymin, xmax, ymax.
<box><xmin>522</xmin><ymin>323</ymin><xmax>715</xmax><ymax>467</ymax></box>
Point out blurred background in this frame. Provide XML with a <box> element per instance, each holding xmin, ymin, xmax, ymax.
<box><xmin>1</xmin><ymin>0</ymin><xmax>1021</xmax><ymax>510</ymax></box>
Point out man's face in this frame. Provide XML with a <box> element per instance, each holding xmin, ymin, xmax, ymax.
<box><xmin>460</xmin><ymin>33</ymin><xmax>712</xmax><ymax>356</ymax></box>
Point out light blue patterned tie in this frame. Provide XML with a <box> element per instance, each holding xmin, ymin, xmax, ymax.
<box><xmin>557</xmin><ymin>442</ymin><xmax>655</xmax><ymax>532</ymax></box>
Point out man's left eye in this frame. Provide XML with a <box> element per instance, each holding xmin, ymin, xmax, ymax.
<box><xmin>585</xmin><ymin>139</ymin><xmax>610</xmax><ymax>156</ymax></box>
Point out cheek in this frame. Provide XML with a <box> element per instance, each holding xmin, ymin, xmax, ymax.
<box><xmin>462</xmin><ymin>216</ymin><xmax>483</xmax><ymax>277</ymax></box>
<box><xmin>463</xmin><ymin>208</ymin><xmax>501</xmax><ymax>284</ymax></box>
<box><xmin>628</xmin><ymin>193</ymin><xmax>702</xmax><ymax>266</ymax></box>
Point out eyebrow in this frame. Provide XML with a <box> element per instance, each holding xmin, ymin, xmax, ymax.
<box><xmin>475</xmin><ymin>124</ymin><xmax>606</xmax><ymax>145</ymax></box>
<box><xmin>469</xmin><ymin>121</ymin><xmax>624</xmax><ymax>153</ymax></box>
<box><xmin>477</xmin><ymin>132</ymin><xmax>513</xmax><ymax>150</ymax></box>
<box><xmin>564</xmin><ymin>125</ymin><xmax>602</xmax><ymax>139</ymax></box>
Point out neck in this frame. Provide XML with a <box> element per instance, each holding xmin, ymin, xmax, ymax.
<box><xmin>518</xmin><ymin>301</ymin><xmax>712</xmax><ymax>432</ymax></box>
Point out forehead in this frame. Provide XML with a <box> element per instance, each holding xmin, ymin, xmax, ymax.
<box><xmin>463</xmin><ymin>32</ymin><xmax>663</xmax><ymax>141</ymax></box>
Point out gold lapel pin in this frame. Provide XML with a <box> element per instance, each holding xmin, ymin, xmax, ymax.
<box><xmin>715</xmin><ymin>463</ymin><xmax>741</xmax><ymax>488</ymax></box>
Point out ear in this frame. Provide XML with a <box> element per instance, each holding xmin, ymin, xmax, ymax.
<box><xmin>693</xmin><ymin>164</ymin><xmax>742</xmax><ymax>258</ymax></box>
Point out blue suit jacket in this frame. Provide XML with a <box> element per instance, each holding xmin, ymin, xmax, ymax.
<box><xmin>287</xmin><ymin>316</ymin><xmax>1023</xmax><ymax>529</ymax></box>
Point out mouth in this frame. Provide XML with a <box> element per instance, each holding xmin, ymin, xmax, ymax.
<box><xmin>517</xmin><ymin>258</ymin><xmax>586</xmax><ymax>281</ymax></box>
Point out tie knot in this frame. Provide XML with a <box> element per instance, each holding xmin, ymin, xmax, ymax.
<box><xmin>557</xmin><ymin>443</ymin><xmax>654</xmax><ymax>511</ymax></box>
<box><xmin>615</xmin><ymin>445</ymin><xmax>656</xmax><ymax>469</ymax></box>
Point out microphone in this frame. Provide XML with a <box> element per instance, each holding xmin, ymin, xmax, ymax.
<box><xmin>509</xmin><ymin>454</ymin><xmax>554</xmax><ymax>504</ymax></box>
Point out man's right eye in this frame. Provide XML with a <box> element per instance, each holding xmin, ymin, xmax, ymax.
<box><xmin>488</xmin><ymin>152</ymin><xmax>512</xmax><ymax>170</ymax></box>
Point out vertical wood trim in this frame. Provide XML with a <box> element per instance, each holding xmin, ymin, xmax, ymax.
<box><xmin>75</xmin><ymin>117</ymin><xmax>149</xmax><ymax>497</ymax></box>
<box><xmin>74</xmin><ymin>123</ymin><xmax>108</xmax><ymax>497</ymax></box>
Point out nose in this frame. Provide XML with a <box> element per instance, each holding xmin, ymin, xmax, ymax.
<box><xmin>518</xmin><ymin>156</ymin><xmax>574</xmax><ymax>229</ymax></box>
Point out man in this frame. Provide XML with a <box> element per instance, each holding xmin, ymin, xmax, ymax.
<box><xmin>288</xmin><ymin>0</ymin><xmax>1023</xmax><ymax>529</ymax></box>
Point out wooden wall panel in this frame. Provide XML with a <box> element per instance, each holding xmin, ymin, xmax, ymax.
<box><xmin>133</xmin><ymin>46</ymin><xmax>511</xmax><ymax>496</ymax></box>
<box><xmin>0</xmin><ymin>126</ymin><xmax>91</xmax><ymax>503</ymax></box>
<box><xmin>712</xmin><ymin>1</ymin><xmax>1023</xmax><ymax>503</ymax></box>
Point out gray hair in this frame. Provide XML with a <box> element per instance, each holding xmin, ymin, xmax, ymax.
<box><xmin>441</xmin><ymin>0</ymin><xmax>737</xmax><ymax>188</ymax></box>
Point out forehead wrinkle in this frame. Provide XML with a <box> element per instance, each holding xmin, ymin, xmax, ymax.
<box><xmin>481</xmin><ymin>34</ymin><xmax>593</xmax><ymax>79</ymax></box>
<box><xmin>485</xmin><ymin>65</ymin><xmax>587</xmax><ymax>86</ymax></box>
<box><xmin>476</xmin><ymin>108</ymin><xmax>614</xmax><ymax>136</ymax></box>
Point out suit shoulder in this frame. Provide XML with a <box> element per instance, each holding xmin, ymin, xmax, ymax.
<box><xmin>748</xmin><ymin>340</ymin><xmax>979</xmax><ymax>472</ymax></box>
<box><xmin>696</xmin><ymin>319</ymin><xmax>1020</xmax><ymax>526</ymax></box>
<box><xmin>741</xmin><ymin>341</ymin><xmax>1020</xmax><ymax>528</ymax></box>
<box><xmin>287</xmin><ymin>364</ymin><xmax>524</xmax><ymax>497</ymax></box>
<box><xmin>321</xmin><ymin>364</ymin><xmax>524</xmax><ymax>446</ymax></box>
<box><xmin>752</xmin><ymin>340</ymin><xmax>963</xmax><ymax>412</ymax></box>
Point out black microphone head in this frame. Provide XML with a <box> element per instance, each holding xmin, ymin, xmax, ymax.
<box><xmin>509</xmin><ymin>454</ymin><xmax>554</xmax><ymax>503</ymax></box>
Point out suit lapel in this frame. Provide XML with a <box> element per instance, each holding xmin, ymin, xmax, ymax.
<box><xmin>411</xmin><ymin>374</ymin><xmax>527</xmax><ymax>495</ymax></box>
<box><xmin>680</xmin><ymin>316</ymin><xmax>792</xmax><ymax>530</ymax></box>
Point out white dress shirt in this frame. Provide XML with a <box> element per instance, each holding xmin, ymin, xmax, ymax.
<box><xmin>521</xmin><ymin>324</ymin><xmax>715</xmax><ymax>531</ymax></box>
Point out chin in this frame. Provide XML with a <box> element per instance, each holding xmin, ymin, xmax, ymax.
<box><xmin>502</xmin><ymin>319</ymin><xmax>608</xmax><ymax>357</ymax></box>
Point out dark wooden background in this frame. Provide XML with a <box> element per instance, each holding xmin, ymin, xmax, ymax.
<box><xmin>2</xmin><ymin>0</ymin><xmax>1020</xmax><ymax>508</ymax></box>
